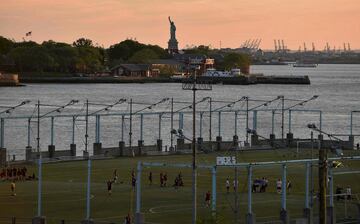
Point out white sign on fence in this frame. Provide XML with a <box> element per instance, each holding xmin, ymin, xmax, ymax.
<box><xmin>216</xmin><ymin>156</ymin><xmax>236</xmax><ymax>166</ymax></box>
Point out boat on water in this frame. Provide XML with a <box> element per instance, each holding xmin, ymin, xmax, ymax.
<box><xmin>293</xmin><ymin>63</ymin><xmax>317</xmax><ymax>68</ymax></box>
<box><xmin>0</xmin><ymin>73</ymin><xmax>22</xmax><ymax>86</ymax></box>
<box><xmin>203</xmin><ymin>68</ymin><xmax>242</xmax><ymax>77</ymax></box>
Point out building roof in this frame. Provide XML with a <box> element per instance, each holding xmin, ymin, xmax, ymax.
<box><xmin>173</xmin><ymin>53</ymin><xmax>207</xmax><ymax>61</ymax></box>
<box><xmin>111</xmin><ymin>64</ymin><xmax>150</xmax><ymax>72</ymax></box>
<box><xmin>150</xmin><ymin>59</ymin><xmax>184</xmax><ymax>65</ymax></box>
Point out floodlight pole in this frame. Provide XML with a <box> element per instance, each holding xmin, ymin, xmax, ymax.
<box><xmin>130</xmin><ymin>99</ymin><xmax>133</xmax><ymax>157</ymax></box>
<box><xmin>319</xmin><ymin>140</ymin><xmax>327</xmax><ymax>224</ymax></box>
<box><xmin>36</xmin><ymin>100</ymin><xmax>42</xmax><ymax>217</ymax></box>
<box><xmin>191</xmin><ymin>74</ymin><xmax>197</xmax><ymax>224</ymax></box>
<box><xmin>209</xmin><ymin>97</ymin><xmax>212</xmax><ymax>147</ymax></box>
<box><xmin>170</xmin><ymin>98</ymin><xmax>174</xmax><ymax>150</ymax></box>
<box><xmin>85</xmin><ymin>99</ymin><xmax>89</xmax><ymax>154</ymax></box>
<box><xmin>281</xmin><ymin>96</ymin><xmax>285</xmax><ymax>141</ymax></box>
<box><xmin>182</xmin><ymin>68</ymin><xmax>212</xmax><ymax>224</ymax></box>
<box><xmin>246</xmin><ymin>97</ymin><xmax>249</xmax><ymax>144</ymax></box>
<box><xmin>234</xmin><ymin>146</ymin><xmax>239</xmax><ymax>223</ymax></box>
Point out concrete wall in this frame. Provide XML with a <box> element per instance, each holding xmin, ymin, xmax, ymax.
<box><xmin>26</xmin><ymin>147</ymin><xmax>74</xmax><ymax>161</ymax></box>
<box><xmin>0</xmin><ymin>148</ymin><xmax>6</xmax><ymax>167</ymax></box>
<box><xmin>251</xmin><ymin>134</ymin><xmax>354</xmax><ymax>150</ymax></box>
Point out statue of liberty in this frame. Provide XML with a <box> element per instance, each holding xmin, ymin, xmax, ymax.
<box><xmin>168</xmin><ymin>16</ymin><xmax>176</xmax><ymax>40</ymax></box>
<box><xmin>167</xmin><ymin>16</ymin><xmax>179</xmax><ymax>54</ymax></box>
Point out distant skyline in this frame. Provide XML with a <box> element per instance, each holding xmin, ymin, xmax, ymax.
<box><xmin>1</xmin><ymin>0</ymin><xmax>359</xmax><ymax>50</ymax></box>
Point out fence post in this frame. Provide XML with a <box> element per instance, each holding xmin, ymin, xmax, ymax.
<box><xmin>246</xmin><ymin>165</ymin><xmax>255</xmax><ymax>224</ymax></box>
<box><xmin>199</xmin><ymin>112</ymin><xmax>203</xmax><ymax>138</ymax></box>
<box><xmin>50</xmin><ymin>117</ymin><xmax>54</xmax><ymax>145</ymax></box>
<box><xmin>211</xmin><ymin>166</ymin><xmax>217</xmax><ymax>215</ymax></box>
<box><xmin>272</xmin><ymin>110</ymin><xmax>275</xmax><ymax>135</ymax></box>
<box><xmin>350</xmin><ymin>111</ymin><xmax>353</xmax><ymax>136</ymax></box>
<box><xmin>95</xmin><ymin>115</ymin><xmax>100</xmax><ymax>143</ymax></box>
<box><xmin>280</xmin><ymin>164</ymin><xmax>289</xmax><ymax>223</ymax></box>
<box><xmin>252</xmin><ymin>110</ymin><xmax>257</xmax><ymax>131</ymax></box>
<box><xmin>72</xmin><ymin>116</ymin><xmax>75</xmax><ymax>145</ymax></box>
<box><xmin>218</xmin><ymin>111</ymin><xmax>221</xmax><ymax>137</ymax></box>
<box><xmin>288</xmin><ymin>110</ymin><xmax>292</xmax><ymax>134</ymax></box>
<box><xmin>179</xmin><ymin>112</ymin><xmax>184</xmax><ymax>130</ymax></box>
<box><xmin>135</xmin><ymin>162</ymin><xmax>144</xmax><ymax>224</ymax></box>
<box><xmin>319</xmin><ymin>111</ymin><xmax>323</xmax><ymax>131</ymax></box>
<box><xmin>234</xmin><ymin>111</ymin><xmax>238</xmax><ymax>136</ymax></box>
<box><xmin>0</xmin><ymin>118</ymin><xmax>4</xmax><ymax>148</ymax></box>
<box><xmin>121</xmin><ymin>115</ymin><xmax>125</xmax><ymax>142</ymax></box>
<box><xmin>28</xmin><ymin>118</ymin><xmax>31</xmax><ymax>147</ymax></box>
<box><xmin>140</xmin><ymin>114</ymin><xmax>144</xmax><ymax>141</ymax></box>
<box><xmin>158</xmin><ymin>113</ymin><xmax>162</xmax><ymax>140</ymax></box>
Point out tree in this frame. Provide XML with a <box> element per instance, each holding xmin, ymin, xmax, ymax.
<box><xmin>8</xmin><ymin>46</ymin><xmax>54</xmax><ymax>72</ymax></box>
<box><xmin>42</xmin><ymin>40</ymin><xmax>78</xmax><ymax>72</ymax></box>
<box><xmin>108</xmin><ymin>39</ymin><xmax>169</xmax><ymax>66</ymax></box>
<box><xmin>184</xmin><ymin>45</ymin><xmax>211</xmax><ymax>56</ymax></box>
<box><xmin>0</xmin><ymin>36</ymin><xmax>14</xmax><ymax>55</ymax></box>
<box><xmin>220</xmin><ymin>53</ymin><xmax>251</xmax><ymax>70</ymax></box>
<box><xmin>73</xmin><ymin>38</ymin><xmax>93</xmax><ymax>47</ymax></box>
<box><xmin>129</xmin><ymin>49</ymin><xmax>159</xmax><ymax>63</ymax></box>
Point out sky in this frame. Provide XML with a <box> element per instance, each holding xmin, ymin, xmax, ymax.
<box><xmin>1</xmin><ymin>0</ymin><xmax>359</xmax><ymax>50</ymax></box>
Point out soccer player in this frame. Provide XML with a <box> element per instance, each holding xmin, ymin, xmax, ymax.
<box><xmin>148</xmin><ymin>171</ymin><xmax>153</xmax><ymax>185</ymax></box>
<box><xmin>160</xmin><ymin>172</ymin><xmax>164</xmax><ymax>187</ymax></box>
<box><xmin>346</xmin><ymin>186</ymin><xmax>352</xmax><ymax>200</ymax></box>
<box><xmin>276</xmin><ymin>179</ymin><xmax>282</xmax><ymax>194</ymax></box>
<box><xmin>107</xmin><ymin>179</ymin><xmax>113</xmax><ymax>195</ymax></box>
<box><xmin>113</xmin><ymin>169</ymin><xmax>118</xmax><ymax>183</ymax></box>
<box><xmin>163</xmin><ymin>173</ymin><xmax>168</xmax><ymax>187</ymax></box>
<box><xmin>205</xmin><ymin>190</ymin><xmax>211</xmax><ymax>208</ymax></box>
<box><xmin>226</xmin><ymin>178</ymin><xmax>230</xmax><ymax>193</ymax></box>
<box><xmin>11</xmin><ymin>181</ymin><xmax>16</xmax><ymax>196</ymax></box>
<box><xmin>233</xmin><ymin>179</ymin><xmax>238</xmax><ymax>192</ymax></box>
<box><xmin>287</xmin><ymin>181</ymin><xmax>292</xmax><ymax>193</ymax></box>
<box><xmin>131</xmin><ymin>176</ymin><xmax>136</xmax><ymax>189</ymax></box>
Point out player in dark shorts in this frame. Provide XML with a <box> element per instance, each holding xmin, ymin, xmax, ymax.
<box><xmin>160</xmin><ymin>172</ymin><xmax>164</xmax><ymax>187</ymax></box>
<box><xmin>163</xmin><ymin>173</ymin><xmax>168</xmax><ymax>187</ymax></box>
<box><xmin>132</xmin><ymin>176</ymin><xmax>136</xmax><ymax>189</ymax></box>
<box><xmin>205</xmin><ymin>190</ymin><xmax>211</xmax><ymax>208</ymax></box>
<box><xmin>148</xmin><ymin>171</ymin><xmax>152</xmax><ymax>185</ymax></box>
<box><xmin>107</xmin><ymin>180</ymin><xmax>113</xmax><ymax>195</ymax></box>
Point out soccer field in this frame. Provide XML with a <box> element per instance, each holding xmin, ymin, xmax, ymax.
<box><xmin>1</xmin><ymin>149</ymin><xmax>360</xmax><ymax>224</ymax></box>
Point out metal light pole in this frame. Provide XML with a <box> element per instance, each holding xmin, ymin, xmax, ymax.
<box><xmin>307</xmin><ymin>123</ymin><xmax>330</xmax><ymax>224</ymax></box>
<box><xmin>85</xmin><ymin>99</ymin><xmax>89</xmax><ymax>155</ymax></box>
<box><xmin>182</xmin><ymin>68</ymin><xmax>212</xmax><ymax>224</ymax></box>
<box><xmin>192</xmin><ymin>75</ymin><xmax>197</xmax><ymax>224</ymax></box>
<box><xmin>34</xmin><ymin>99</ymin><xmax>78</xmax><ymax>219</ymax></box>
<box><xmin>281</xmin><ymin>95</ymin><xmax>285</xmax><ymax>141</ymax></box>
<box><xmin>36</xmin><ymin>100</ymin><xmax>42</xmax><ymax>217</ymax></box>
<box><xmin>246</xmin><ymin>96</ymin><xmax>249</xmax><ymax>144</ymax></box>
<box><xmin>170</xmin><ymin>98</ymin><xmax>174</xmax><ymax>150</ymax></box>
<box><xmin>130</xmin><ymin>98</ymin><xmax>133</xmax><ymax>157</ymax></box>
<box><xmin>209</xmin><ymin>97</ymin><xmax>212</xmax><ymax>144</ymax></box>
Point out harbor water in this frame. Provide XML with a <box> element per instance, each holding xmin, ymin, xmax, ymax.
<box><xmin>1</xmin><ymin>64</ymin><xmax>360</xmax><ymax>159</ymax></box>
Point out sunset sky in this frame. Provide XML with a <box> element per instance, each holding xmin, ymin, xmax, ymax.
<box><xmin>1</xmin><ymin>0</ymin><xmax>359</xmax><ymax>50</ymax></box>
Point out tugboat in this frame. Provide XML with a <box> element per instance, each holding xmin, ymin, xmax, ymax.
<box><xmin>0</xmin><ymin>73</ymin><xmax>21</xmax><ymax>87</ymax></box>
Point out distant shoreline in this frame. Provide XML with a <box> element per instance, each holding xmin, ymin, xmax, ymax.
<box><xmin>19</xmin><ymin>75</ymin><xmax>310</xmax><ymax>85</ymax></box>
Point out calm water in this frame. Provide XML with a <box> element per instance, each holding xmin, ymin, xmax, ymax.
<box><xmin>1</xmin><ymin>64</ymin><xmax>360</xmax><ymax>159</ymax></box>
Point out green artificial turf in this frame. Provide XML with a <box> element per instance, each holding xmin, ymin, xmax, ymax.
<box><xmin>1</xmin><ymin>149</ymin><xmax>359</xmax><ymax>224</ymax></box>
